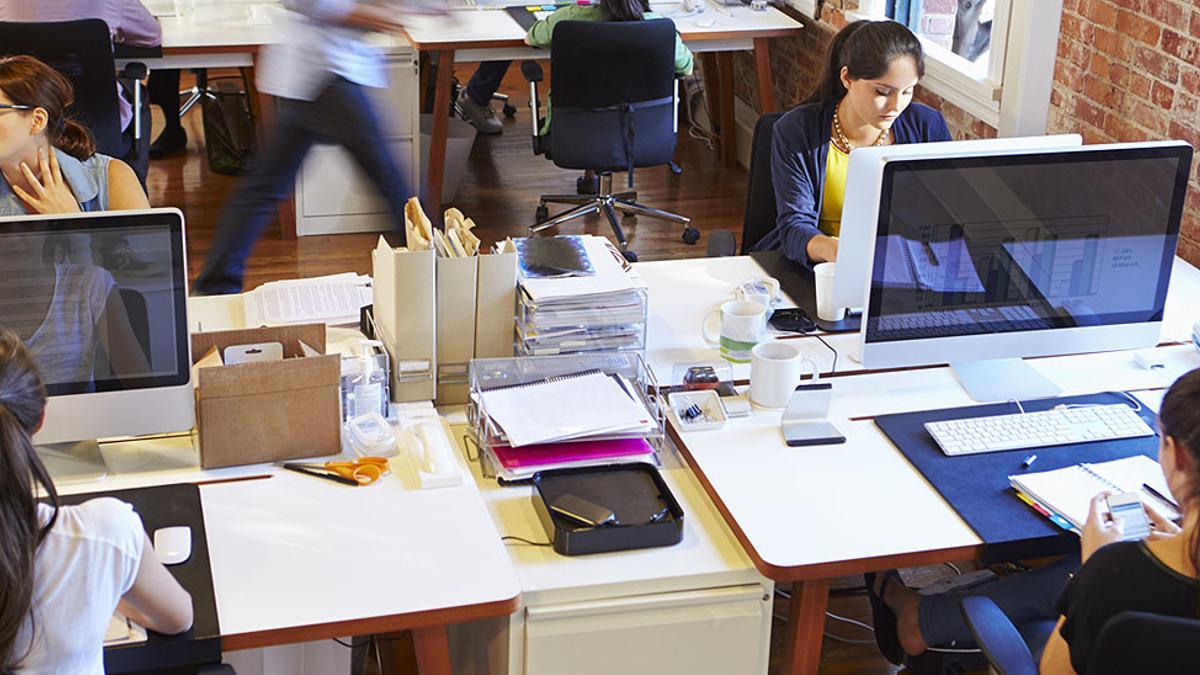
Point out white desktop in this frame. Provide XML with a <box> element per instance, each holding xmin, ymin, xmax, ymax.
<box><xmin>0</xmin><ymin>209</ymin><xmax>195</xmax><ymax>483</ymax></box>
<box><xmin>847</xmin><ymin>140</ymin><xmax>1193</xmax><ymax>401</ymax></box>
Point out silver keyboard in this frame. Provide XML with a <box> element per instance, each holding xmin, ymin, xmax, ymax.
<box><xmin>925</xmin><ymin>404</ymin><xmax>1155</xmax><ymax>456</ymax></box>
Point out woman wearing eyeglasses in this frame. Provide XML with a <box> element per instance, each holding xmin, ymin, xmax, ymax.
<box><xmin>0</xmin><ymin>55</ymin><xmax>149</xmax><ymax>216</ymax></box>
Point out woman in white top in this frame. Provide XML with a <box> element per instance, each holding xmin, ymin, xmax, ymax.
<box><xmin>0</xmin><ymin>330</ymin><xmax>192</xmax><ymax>674</ymax></box>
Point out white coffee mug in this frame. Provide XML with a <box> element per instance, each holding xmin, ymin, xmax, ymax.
<box><xmin>749</xmin><ymin>340</ymin><xmax>820</xmax><ymax>409</ymax></box>
<box><xmin>702</xmin><ymin>300</ymin><xmax>768</xmax><ymax>363</ymax></box>
<box><xmin>813</xmin><ymin>262</ymin><xmax>845</xmax><ymax>322</ymax></box>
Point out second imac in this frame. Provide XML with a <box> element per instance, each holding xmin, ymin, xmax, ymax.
<box><xmin>854</xmin><ymin>140</ymin><xmax>1192</xmax><ymax>401</ymax></box>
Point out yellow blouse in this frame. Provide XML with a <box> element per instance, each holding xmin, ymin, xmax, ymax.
<box><xmin>819</xmin><ymin>143</ymin><xmax>849</xmax><ymax>237</ymax></box>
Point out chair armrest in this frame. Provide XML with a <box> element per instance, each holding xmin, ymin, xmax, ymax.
<box><xmin>959</xmin><ymin>596</ymin><xmax>1039</xmax><ymax>675</ymax></box>
<box><xmin>520</xmin><ymin>61</ymin><xmax>546</xmax><ymax>155</ymax></box>
<box><xmin>520</xmin><ymin>61</ymin><xmax>544</xmax><ymax>83</ymax></box>
<box><xmin>119</xmin><ymin>61</ymin><xmax>148</xmax><ymax>80</ymax></box>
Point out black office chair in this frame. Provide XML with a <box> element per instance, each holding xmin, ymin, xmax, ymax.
<box><xmin>960</xmin><ymin>596</ymin><xmax>1200</xmax><ymax>675</ymax></box>
<box><xmin>521</xmin><ymin>19</ymin><xmax>697</xmax><ymax>262</ymax></box>
<box><xmin>118</xmin><ymin>287</ymin><xmax>152</xmax><ymax>363</ymax></box>
<box><xmin>706</xmin><ymin>111</ymin><xmax>784</xmax><ymax>257</ymax></box>
<box><xmin>0</xmin><ymin>19</ymin><xmax>151</xmax><ymax>185</ymax></box>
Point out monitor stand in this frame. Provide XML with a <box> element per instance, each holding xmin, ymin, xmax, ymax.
<box><xmin>951</xmin><ymin>358</ymin><xmax>1062</xmax><ymax>403</ymax></box>
<box><xmin>37</xmin><ymin>440</ymin><xmax>109</xmax><ymax>485</ymax></box>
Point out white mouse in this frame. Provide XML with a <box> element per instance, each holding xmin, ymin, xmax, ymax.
<box><xmin>696</xmin><ymin>16</ymin><xmax>716</xmax><ymax>27</ymax></box>
<box><xmin>153</xmin><ymin>526</ymin><xmax>191</xmax><ymax>565</ymax></box>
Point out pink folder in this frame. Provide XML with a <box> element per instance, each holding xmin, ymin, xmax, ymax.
<box><xmin>492</xmin><ymin>438</ymin><xmax>654</xmax><ymax>470</ymax></box>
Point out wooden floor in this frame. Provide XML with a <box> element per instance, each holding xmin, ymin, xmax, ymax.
<box><xmin>152</xmin><ymin>65</ymin><xmax>912</xmax><ymax>674</ymax></box>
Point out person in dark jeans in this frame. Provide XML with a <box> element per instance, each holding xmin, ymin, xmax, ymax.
<box><xmin>457</xmin><ymin>61</ymin><xmax>510</xmax><ymax>135</ymax></box>
<box><xmin>193</xmin><ymin>0</ymin><xmax>413</xmax><ymax>295</ymax></box>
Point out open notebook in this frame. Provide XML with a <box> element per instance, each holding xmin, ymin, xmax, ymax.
<box><xmin>1010</xmin><ymin>455</ymin><xmax>1178</xmax><ymax>531</ymax></box>
<box><xmin>104</xmin><ymin>612</ymin><xmax>147</xmax><ymax>647</ymax></box>
<box><xmin>478</xmin><ymin>370</ymin><xmax>655</xmax><ymax>447</ymax></box>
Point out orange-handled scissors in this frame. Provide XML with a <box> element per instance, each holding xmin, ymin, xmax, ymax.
<box><xmin>290</xmin><ymin>456</ymin><xmax>390</xmax><ymax>486</ymax></box>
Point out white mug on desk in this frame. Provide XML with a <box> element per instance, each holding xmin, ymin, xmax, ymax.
<box><xmin>750</xmin><ymin>340</ymin><xmax>819</xmax><ymax>409</ymax></box>
<box><xmin>703</xmin><ymin>300</ymin><xmax>768</xmax><ymax>363</ymax></box>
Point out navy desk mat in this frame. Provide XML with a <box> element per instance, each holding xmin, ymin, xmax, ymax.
<box><xmin>874</xmin><ymin>391</ymin><xmax>1159</xmax><ymax>564</ymax></box>
<box><xmin>748</xmin><ymin>250</ymin><xmax>860</xmax><ymax>333</ymax></box>
<box><xmin>58</xmin><ymin>483</ymin><xmax>221</xmax><ymax>674</ymax></box>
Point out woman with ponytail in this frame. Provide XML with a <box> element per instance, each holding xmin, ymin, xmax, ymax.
<box><xmin>753</xmin><ymin>20</ymin><xmax>951</xmax><ymax>267</ymax></box>
<box><xmin>869</xmin><ymin>368</ymin><xmax>1200</xmax><ymax>672</ymax></box>
<box><xmin>0</xmin><ymin>330</ymin><xmax>191</xmax><ymax>673</ymax></box>
<box><xmin>0</xmin><ymin>55</ymin><xmax>149</xmax><ymax>216</ymax></box>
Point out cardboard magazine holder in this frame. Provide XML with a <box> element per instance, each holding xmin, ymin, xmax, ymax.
<box><xmin>191</xmin><ymin>323</ymin><xmax>340</xmax><ymax>469</ymax></box>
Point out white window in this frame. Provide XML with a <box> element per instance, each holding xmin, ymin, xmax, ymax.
<box><xmin>849</xmin><ymin>0</ymin><xmax>1063</xmax><ymax>136</ymax></box>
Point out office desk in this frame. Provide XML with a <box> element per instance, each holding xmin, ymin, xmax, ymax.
<box><xmin>639</xmin><ymin>253</ymin><xmax>1200</xmax><ymax>384</ymax></box>
<box><xmin>401</xmin><ymin>6</ymin><xmax>804</xmax><ymax>209</ymax></box>
<box><xmin>52</xmin><ymin>297</ymin><xmax>522</xmax><ymax>675</ymax></box>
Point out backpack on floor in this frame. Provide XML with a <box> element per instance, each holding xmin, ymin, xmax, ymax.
<box><xmin>201</xmin><ymin>76</ymin><xmax>256</xmax><ymax>175</ymax></box>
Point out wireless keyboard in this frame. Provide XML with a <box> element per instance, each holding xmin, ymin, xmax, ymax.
<box><xmin>925</xmin><ymin>404</ymin><xmax>1155</xmax><ymax>456</ymax></box>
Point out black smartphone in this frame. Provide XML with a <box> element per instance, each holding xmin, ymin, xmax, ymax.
<box><xmin>769</xmin><ymin>308</ymin><xmax>817</xmax><ymax>333</ymax></box>
<box><xmin>550</xmin><ymin>494</ymin><xmax>618</xmax><ymax>527</ymax></box>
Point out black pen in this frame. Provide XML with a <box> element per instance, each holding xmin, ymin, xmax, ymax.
<box><xmin>1142</xmin><ymin>483</ymin><xmax>1179</xmax><ymax>511</ymax></box>
<box><xmin>281</xmin><ymin>463</ymin><xmax>358</xmax><ymax>486</ymax></box>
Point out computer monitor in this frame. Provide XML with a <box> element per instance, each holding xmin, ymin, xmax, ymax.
<box><xmin>832</xmin><ymin>134</ymin><xmax>1084</xmax><ymax>310</ymax></box>
<box><xmin>856</xmin><ymin>140</ymin><xmax>1193</xmax><ymax>402</ymax></box>
<box><xmin>0</xmin><ymin>208</ymin><xmax>194</xmax><ymax>482</ymax></box>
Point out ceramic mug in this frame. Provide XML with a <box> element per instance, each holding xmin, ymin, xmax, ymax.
<box><xmin>702</xmin><ymin>300</ymin><xmax>768</xmax><ymax>363</ymax></box>
<box><xmin>749</xmin><ymin>340</ymin><xmax>820</xmax><ymax>409</ymax></box>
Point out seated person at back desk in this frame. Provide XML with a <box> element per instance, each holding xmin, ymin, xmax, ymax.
<box><xmin>868</xmin><ymin>368</ymin><xmax>1200</xmax><ymax>673</ymax></box>
<box><xmin>523</xmin><ymin>0</ymin><xmax>694</xmax><ymax>137</ymax></box>
<box><xmin>752</xmin><ymin>20</ymin><xmax>951</xmax><ymax>268</ymax></box>
<box><xmin>0</xmin><ymin>330</ymin><xmax>192</xmax><ymax>674</ymax></box>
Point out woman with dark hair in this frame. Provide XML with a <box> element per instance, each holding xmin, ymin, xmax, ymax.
<box><xmin>0</xmin><ymin>330</ymin><xmax>191</xmax><ymax>673</ymax></box>
<box><xmin>523</xmin><ymin>0</ymin><xmax>694</xmax><ymax>137</ymax></box>
<box><xmin>754</xmin><ymin>20</ymin><xmax>951</xmax><ymax>267</ymax></box>
<box><xmin>871</xmin><ymin>369</ymin><xmax>1200</xmax><ymax>672</ymax></box>
<box><xmin>0</xmin><ymin>55</ymin><xmax>149</xmax><ymax>216</ymax></box>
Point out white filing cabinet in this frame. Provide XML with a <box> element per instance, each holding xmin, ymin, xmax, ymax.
<box><xmin>448</xmin><ymin>420</ymin><xmax>773</xmax><ymax>675</ymax></box>
<box><xmin>293</xmin><ymin>41</ymin><xmax>420</xmax><ymax>236</ymax></box>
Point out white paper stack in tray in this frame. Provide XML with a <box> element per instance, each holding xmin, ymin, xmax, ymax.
<box><xmin>516</xmin><ymin>235</ymin><xmax>648</xmax><ymax>356</ymax></box>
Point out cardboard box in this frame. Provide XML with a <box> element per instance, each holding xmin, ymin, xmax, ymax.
<box><xmin>191</xmin><ymin>324</ymin><xmax>341</xmax><ymax>469</ymax></box>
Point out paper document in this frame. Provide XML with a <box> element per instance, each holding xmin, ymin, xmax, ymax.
<box><xmin>243</xmin><ymin>273</ymin><xmax>372</xmax><ymax>326</ymax></box>
<box><xmin>104</xmin><ymin>613</ymin><xmax>148</xmax><ymax>647</ymax></box>
<box><xmin>518</xmin><ymin>236</ymin><xmax>636</xmax><ymax>302</ymax></box>
<box><xmin>479</xmin><ymin>371</ymin><xmax>655</xmax><ymax>447</ymax></box>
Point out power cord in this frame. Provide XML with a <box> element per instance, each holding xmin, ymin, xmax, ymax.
<box><xmin>811</xmin><ymin>333</ymin><xmax>839</xmax><ymax>375</ymax></box>
<box><xmin>502</xmin><ymin>535</ymin><xmax>552</xmax><ymax>547</ymax></box>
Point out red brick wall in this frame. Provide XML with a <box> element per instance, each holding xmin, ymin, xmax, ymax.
<box><xmin>735</xmin><ymin>1</ymin><xmax>996</xmax><ymax>140</ymax></box>
<box><xmin>1048</xmin><ymin>0</ymin><xmax>1200</xmax><ymax>264</ymax></box>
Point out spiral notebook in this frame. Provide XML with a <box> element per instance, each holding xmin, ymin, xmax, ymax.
<box><xmin>479</xmin><ymin>370</ymin><xmax>655</xmax><ymax>447</ymax></box>
<box><xmin>1009</xmin><ymin>455</ymin><xmax>1177</xmax><ymax>531</ymax></box>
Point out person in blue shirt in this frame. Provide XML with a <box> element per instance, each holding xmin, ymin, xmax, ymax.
<box><xmin>752</xmin><ymin>20</ymin><xmax>951</xmax><ymax>268</ymax></box>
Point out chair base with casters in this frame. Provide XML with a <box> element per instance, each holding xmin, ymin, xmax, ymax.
<box><xmin>530</xmin><ymin>172</ymin><xmax>698</xmax><ymax>262</ymax></box>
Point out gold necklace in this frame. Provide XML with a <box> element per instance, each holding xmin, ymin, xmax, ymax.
<box><xmin>832</xmin><ymin>105</ymin><xmax>889</xmax><ymax>152</ymax></box>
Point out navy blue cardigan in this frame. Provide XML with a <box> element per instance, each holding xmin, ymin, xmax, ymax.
<box><xmin>751</xmin><ymin>101</ymin><xmax>952</xmax><ymax>267</ymax></box>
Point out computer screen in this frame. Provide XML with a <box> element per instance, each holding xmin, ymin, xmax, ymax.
<box><xmin>864</xmin><ymin>145</ymin><xmax>1191</xmax><ymax>344</ymax></box>
<box><xmin>0</xmin><ymin>211</ymin><xmax>189</xmax><ymax>395</ymax></box>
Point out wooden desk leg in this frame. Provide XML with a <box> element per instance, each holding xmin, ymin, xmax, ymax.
<box><xmin>781</xmin><ymin>578</ymin><xmax>830</xmax><ymax>675</ymax></box>
<box><xmin>425</xmin><ymin>49</ymin><xmax>455</xmax><ymax>217</ymax></box>
<box><xmin>753</xmin><ymin>37</ymin><xmax>776</xmax><ymax>114</ymax></box>
<box><xmin>412</xmin><ymin>625</ymin><xmax>453</xmax><ymax>675</ymax></box>
<box><xmin>715</xmin><ymin>51</ymin><xmax>737</xmax><ymax>168</ymax></box>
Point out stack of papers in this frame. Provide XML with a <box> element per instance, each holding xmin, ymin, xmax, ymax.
<box><xmin>477</xmin><ymin>370</ymin><xmax>658</xmax><ymax>480</ymax></box>
<box><xmin>243</xmin><ymin>273</ymin><xmax>371</xmax><ymax>326</ymax></box>
<box><xmin>104</xmin><ymin>613</ymin><xmax>147</xmax><ymax>647</ymax></box>
<box><xmin>516</xmin><ymin>236</ymin><xmax>648</xmax><ymax>355</ymax></box>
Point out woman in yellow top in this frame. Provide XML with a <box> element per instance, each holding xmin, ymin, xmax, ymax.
<box><xmin>524</xmin><ymin>0</ymin><xmax>694</xmax><ymax>138</ymax></box>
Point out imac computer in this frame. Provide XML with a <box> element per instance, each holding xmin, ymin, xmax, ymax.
<box><xmin>832</xmin><ymin>134</ymin><xmax>1084</xmax><ymax>310</ymax></box>
<box><xmin>0</xmin><ymin>208</ymin><xmax>194</xmax><ymax>483</ymax></box>
<box><xmin>854</xmin><ymin>140</ymin><xmax>1192</xmax><ymax>402</ymax></box>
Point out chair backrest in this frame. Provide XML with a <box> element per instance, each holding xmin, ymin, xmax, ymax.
<box><xmin>0</xmin><ymin>20</ymin><xmax>124</xmax><ymax>158</ymax></box>
<box><xmin>548</xmin><ymin>19</ymin><xmax>677</xmax><ymax>172</ymax></box>
<box><xmin>741</xmin><ymin>111</ymin><xmax>783</xmax><ymax>254</ymax></box>
<box><xmin>1090</xmin><ymin>611</ymin><xmax>1200</xmax><ymax>675</ymax></box>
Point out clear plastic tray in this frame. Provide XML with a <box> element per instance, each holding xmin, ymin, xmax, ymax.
<box><xmin>467</xmin><ymin>352</ymin><xmax>664</xmax><ymax>480</ymax></box>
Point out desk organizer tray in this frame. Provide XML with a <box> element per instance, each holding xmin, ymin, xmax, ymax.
<box><xmin>531</xmin><ymin>463</ymin><xmax>684</xmax><ymax>556</ymax></box>
<box><xmin>467</xmin><ymin>352</ymin><xmax>665</xmax><ymax>480</ymax></box>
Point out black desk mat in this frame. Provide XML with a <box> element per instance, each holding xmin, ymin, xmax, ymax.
<box><xmin>59</xmin><ymin>483</ymin><xmax>221</xmax><ymax>673</ymax></box>
<box><xmin>749</xmin><ymin>250</ymin><xmax>861</xmax><ymax>333</ymax></box>
<box><xmin>874</xmin><ymin>391</ymin><xmax>1160</xmax><ymax>563</ymax></box>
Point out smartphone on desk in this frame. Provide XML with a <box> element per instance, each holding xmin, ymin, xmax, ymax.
<box><xmin>1107</xmin><ymin>492</ymin><xmax>1151</xmax><ymax>541</ymax></box>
